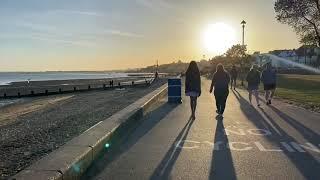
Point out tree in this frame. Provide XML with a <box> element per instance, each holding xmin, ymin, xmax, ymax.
<box><xmin>225</xmin><ymin>44</ymin><xmax>247</xmax><ymax>58</ymax></box>
<box><xmin>274</xmin><ymin>0</ymin><xmax>320</xmax><ymax>47</ymax></box>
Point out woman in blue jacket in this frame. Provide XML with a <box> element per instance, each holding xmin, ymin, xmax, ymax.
<box><xmin>185</xmin><ymin>61</ymin><xmax>201</xmax><ymax>119</ymax></box>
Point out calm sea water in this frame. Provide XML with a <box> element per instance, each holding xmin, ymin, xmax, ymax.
<box><xmin>0</xmin><ymin>72</ymin><xmax>129</xmax><ymax>85</ymax></box>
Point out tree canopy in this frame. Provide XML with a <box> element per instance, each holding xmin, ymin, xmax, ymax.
<box><xmin>274</xmin><ymin>0</ymin><xmax>320</xmax><ymax>46</ymax></box>
<box><xmin>225</xmin><ymin>44</ymin><xmax>247</xmax><ymax>58</ymax></box>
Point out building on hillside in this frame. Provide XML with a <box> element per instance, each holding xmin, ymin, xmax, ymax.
<box><xmin>267</xmin><ymin>49</ymin><xmax>297</xmax><ymax>68</ymax></box>
<box><xmin>268</xmin><ymin>46</ymin><xmax>320</xmax><ymax>68</ymax></box>
<box><xmin>295</xmin><ymin>45</ymin><xmax>320</xmax><ymax>66</ymax></box>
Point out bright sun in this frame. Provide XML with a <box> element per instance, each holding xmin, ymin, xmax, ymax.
<box><xmin>203</xmin><ymin>22</ymin><xmax>236</xmax><ymax>55</ymax></box>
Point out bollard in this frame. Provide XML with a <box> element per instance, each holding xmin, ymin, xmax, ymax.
<box><xmin>132</xmin><ymin>81</ymin><xmax>134</xmax><ymax>85</ymax></box>
<box><xmin>74</xmin><ymin>87</ymin><xmax>77</xmax><ymax>91</ymax></box>
<box><xmin>31</xmin><ymin>90</ymin><xmax>34</xmax><ymax>96</ymax></box>
<box><xmin>118</xmin><ymin>82</ymin><xmax>121</xmax><ymax>87</ymax></box>
<box><xmin>4</xmin><ymin>93</ymin><xmax>6</xmax><ymax>98</ymax></box>
<box><xmin>103</xmin><ymin>84</ymin><xmax>106</xmax><ymax>89</ymax></box>
<box><xmin>18</xmin><ymin>92</ymin><xmax>21</xmax><ymax>98</ymax></box>
<box><xmin>45</xmin><ymin>90</ymin><xmax>48</xmax><ymax>95</ymax></box>
<box><xmin>59</xmin><ymin>88</ymin><xmax>62</xmax><ymax>93</ymax></box>
<box><xmin>88</xmin><ymin>85</ymin><xmax>91</xmax><ymax>90</ymax></box>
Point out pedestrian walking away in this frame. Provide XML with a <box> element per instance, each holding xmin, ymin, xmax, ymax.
<box><xmin>185</xmin><ymin>61</ymin><xmax>201</xmax><ymax>120</ymax></box>
<box><xmin>261</xmin><ymin>63</ymin><xmax>277</xmax><ymax>105</ymax></box>
<box><xmin>246</xmin><ymin>64</ymin><xmax>261</xmax><ymax>106</ymax></box>
<box><xmin>230</xmin><ymin>65</ymin><xmax>238</xmax><ymax>90</ymax></box>
<box><xmin>209</xmin><ymin>63</ymin><xmax>230</xmax><ymax>117</ymax></box>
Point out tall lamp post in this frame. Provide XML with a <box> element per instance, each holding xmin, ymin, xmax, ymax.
<box><xmin>240</xmin><ymin>20</ymin><xmax>246</xmax><ymax>86</ymax></box>
<box><xmin>241</xmin><ymin>20</ymin><xmax>246</xmax><ymax>46</ymax></box>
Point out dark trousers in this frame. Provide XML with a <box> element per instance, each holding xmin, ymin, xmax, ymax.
<box><xmin>230</xmin><ymin>77</ymin><xmax>237</xmax><ymax>87</ymax></box>
<box><xmin>214</xmin><ymin>89</ymin><xmax>229</xmax><ymax>114</ymax></box>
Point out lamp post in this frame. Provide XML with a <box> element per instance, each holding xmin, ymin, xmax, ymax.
<box><xmin>240</xmin><ymin>20</ymin><xmax>246</xmax><ymax>86</ymax></box>
<box><xmin>241</xmin><ymin>20</ymin><xmax>246</xmax><ymax>46</ymax></box>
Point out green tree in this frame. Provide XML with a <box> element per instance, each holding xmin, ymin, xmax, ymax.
<box><xmin>274</xmin><ymin>0</ymin><xmax>320</xmax><ymax>47</ymax></box>
<box><xmin>225</xmin><ymin>44</ymin><xmax>247</xmax><ymax>58</ymax></box>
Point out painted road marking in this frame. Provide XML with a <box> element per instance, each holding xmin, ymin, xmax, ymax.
<box><xmin>224</xmin><ymin>128</ymin><xmax>272</xmax><ymax>136</ymax></box>
<box><xmin>175</xmin><ymin>127</ymin><xmax>320</xmax><ymax>153</ymax></box>
<box><xmin>176</xmin><ymin>140</ymin><xmax>320</xmax><ymax>153</ymax></box>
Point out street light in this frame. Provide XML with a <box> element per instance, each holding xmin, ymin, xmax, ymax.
<box><xmin>241</xmin><ymin>20</ymin><xmax>246</xmax><ymax>46</ymax></box>
<box><xmin>240</xmin><ymin>20</ymin><xmax>246</xmax><ymax>86</ymax></box>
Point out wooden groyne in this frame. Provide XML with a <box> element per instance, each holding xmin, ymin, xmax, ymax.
<box><xmin>0</xmin><ymin>78</ymin><xmax>155</xmax><ymax>99</ymax></box>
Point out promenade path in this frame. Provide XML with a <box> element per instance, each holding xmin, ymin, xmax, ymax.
<box><xmin>83</xmin><ymin>78</ymin><xmax>320</xmax><ymax>180</ymax></box>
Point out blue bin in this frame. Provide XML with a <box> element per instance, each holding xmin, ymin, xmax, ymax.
<box><xmin>168</xmin><ymin>78</ymin><xmax>182</xmax><ymax>103</ymax></box>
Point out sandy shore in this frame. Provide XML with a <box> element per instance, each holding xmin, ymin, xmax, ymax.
<box><xmin>0</xmin><ymin>78</ymin><xmax>166</xmax><ymax>178</ymax></box>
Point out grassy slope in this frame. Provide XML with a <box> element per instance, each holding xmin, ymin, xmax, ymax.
<box><xmin>236</xmin><ymin>74</ymin><xmax>320</xmax><ymax>111</ymax></box>
<box><xmin>275</xmin><ymin>74</ymin><xmax>320</xmax><ymax>111</ymax></box>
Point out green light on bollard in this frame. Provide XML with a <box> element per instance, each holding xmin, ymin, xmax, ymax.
<box><xmin>105</xmin><ymin>143</ymin><xmax>110</xmax><ymax>148</ymax></box>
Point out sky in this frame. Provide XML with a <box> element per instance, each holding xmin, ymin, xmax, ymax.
<box><xmin>0</xmin><ymin>0</ymin><xmax>301</xmax><ymax>71</ymax></box>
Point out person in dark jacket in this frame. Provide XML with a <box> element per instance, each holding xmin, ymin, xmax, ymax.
<box><xmin>209</xmin><ymin>64</ymin><xmax>230</xmax><ymax>116</ymax></box>
<box><xmin>185</xmin><ymin>61</ymin><xmax>201</xmax><ymax>119</ymax></box>
<box><xmin>230</xmin><ymin>65</ymin><xmax>238</xmax><ymax>90</ymax></box>
<box><xmin>246</xmin><ymin>65</ymin><xmax>261</xmax><ymax>106</ymax></box>
<box><xmin>261</xmin><ymin>63</ymin><xmax>277</xmax><ymax>105</ymax></box>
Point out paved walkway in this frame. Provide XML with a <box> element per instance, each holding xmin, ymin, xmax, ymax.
<box><xmin>83</xmin><ymin>78</ymin><xmax>320</xmax><ymax>180</ymax></box>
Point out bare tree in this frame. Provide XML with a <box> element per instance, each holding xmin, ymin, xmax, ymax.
<box><xmin>275</xmin><ymin>0</ymin><xmax>320</xmax><ymax>46</ymax></box>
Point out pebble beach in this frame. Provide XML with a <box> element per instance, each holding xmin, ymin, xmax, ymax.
<box><xmin>0</xmin><ymin>78</ymin><xmax>166</xmax><ymax>178</ymax></box>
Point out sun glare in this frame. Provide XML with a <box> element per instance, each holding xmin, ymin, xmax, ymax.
<box><xmin>203</xmin><ymin>22</ymin><xmax>236</xmax><ymax>55</ymax></box>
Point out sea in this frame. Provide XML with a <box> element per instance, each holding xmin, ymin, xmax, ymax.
<box><xmin>0</xmin><ymin>72</ymin><xmax>131</xmax><ymax>107</ymax></box>
<box><xmin>0</xmin><ymin>72</ymin><xmax>129</xmax><ymax>85</ymax></box>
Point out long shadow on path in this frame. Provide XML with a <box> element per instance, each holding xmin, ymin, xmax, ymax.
<box><xmin>269</xmin><ymin>105</ymin><xmax>320</xmax><ymax>146</ymax></box>
<box><xmin>232</xmin><ymin>89</ymin><xmax>320</xmax><ymax>179</ymax></box>
<box><xmin>82</xmin><ymin>102</ymin><xmax>179</xmax><ymax>180</ymax></box>
<box><xmin>209</xmin><ymin>117</ymin><xmax>237</xmax><ymax>180</ymax></box>
<box><xmin>150</xmin><ymin>116</ymin><xmax>195</xmax><ymax>180</ymax></box>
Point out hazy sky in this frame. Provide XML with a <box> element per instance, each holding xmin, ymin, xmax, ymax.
<box><xmin>0</xmin><ymin>0</ymin><xmax>300</xmax><ymax>71</ymax></box>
